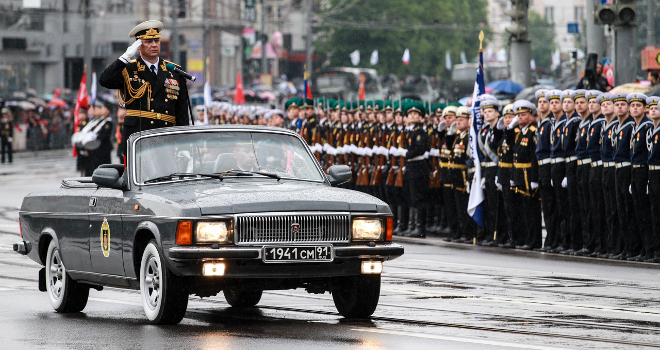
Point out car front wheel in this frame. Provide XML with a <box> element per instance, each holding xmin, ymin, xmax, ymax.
<box><xmin>46</xmin><ymin>239</ymin><xmax>89</xmax><ymax>313</ymax></box>
<box><xmin>332</xmin><ymin>274</ymin><xmax>380</xmax><ymax>318</ymax></box>
<box><xmin>140</xmin><ymin>240</ymin><xmax>189</xmax><ymax>324</ymax></box>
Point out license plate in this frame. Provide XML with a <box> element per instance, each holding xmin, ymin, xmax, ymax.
<box><xmin>263</xmin><ymin>245</ymin><xmax>333</xmax><ymax>262</ymax></box>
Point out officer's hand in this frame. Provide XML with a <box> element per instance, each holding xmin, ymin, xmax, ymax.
<box><xmin>510</xmin><ymin>180</ymin><xmax>515</xmax><ymax>187</ymax></box>
<box><xmin>629</xmin><ymin>184</ymin><xmax>632</xmax><ymax>194</ymax></box>
<box><xmin>466</xmin><ymin>182</ymin><xmax>470</xmax><ymax>193</ymax></box>
<box><xmin>8</xmin><ymin>137</ymin><xmax>12</xmax><ymax>143</ymax></box>
<box><xmin>647</xmin><ymin>183</ymin><xmax>649</xmax><ymax>194</ymax></box>
<box><xmin>561</xmin><ymin>177</ymin><xmax>567</xmax><ymax>188</ymax></box>
<box><xmin>551</xmin><ymin>179</ymin><xmax>553</xmax><ymax>186</ymax></box>
<box><xmin>447</xmin><ymin>121</ymin><xmax>458</xmax><ymax>135</ymax></box>
<box><xmin>495</xmin><ymin>177</ymin><xmax>503</xmax><ymax>191</ymax></box>
<box><xmin>507</xmin><ymin>116</ymin><xmax>519</xmax><ymax>130</ymax></box>
<box><xmin>480</xmin><ymin>177</ymin><xmax>486</xmax><ymax>189</ymax></box>
<box><xmin>496</xmin><ymin>117</ymin><xmax>505</xmax><ymax>130</ymax></box>
<box><xmin>531</xmin><ymin>182</ymin><xmax>538</xmax><ymax>190</ymax></box>
<box><xmin>120</xmin><ymin>39</ymin><xmax>142</xmax><ymax>62</ymax></box>
<box><xmin>437</xmin><ymin>120</ymin><xmax>447</xmax><ymax>132</ymax></box>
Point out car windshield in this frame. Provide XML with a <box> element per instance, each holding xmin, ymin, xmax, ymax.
<box><xmin>133</xmin><ymin>130</ymin><xmax>324</xmax><ymax>184</ymax></box>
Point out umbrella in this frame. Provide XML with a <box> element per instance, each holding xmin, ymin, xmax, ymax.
<box><xmin>49</xmin><ymin>98</ymin><xmax>68</xmax><ymax>108</ymax></box>
<box><xmin>486</xmin><ymin>79</ymin><xmax>524</xmax><ymax>95</ymax></box>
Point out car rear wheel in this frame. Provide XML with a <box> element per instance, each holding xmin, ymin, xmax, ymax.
<box><xmin>224</xmin><ymin>288</ymin><xmax>263</xmax><ymax>307</ymax></box>
<box><xmin>140</xmin><ymin>240</ymin><xmax>189</xmax><ymax>324</ymax></box>
<box><xmin>332</xmin><ymin>274</ymin><xmax>380</xmax><ymax>318</ymax></box>
<box><xmin>46</xmin><ymin>239</ymin><xmax>89</xmax><ymax>313</ymax></box>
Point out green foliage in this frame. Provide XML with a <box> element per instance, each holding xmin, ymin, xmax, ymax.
<box><xmin>528</xmin><ymin>10</ymin><xmax>557</xmax><ymax>70</ymax></box>
<box><xmin>314</xmin><ymin>0</ymin><xmax>491</xmax><ymax>78</ymax></box>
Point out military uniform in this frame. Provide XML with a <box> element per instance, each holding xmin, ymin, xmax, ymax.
<box><xmin>99</xmin><ymin>21</ymin><xmax>190</xmax><ymax>156</ymax></box>
<box><xmin>478</xmin><ymin>99</ymin><xmax>504</xmax><ymax>245</ymax></box>
<box><xmin>0</xmin><ymin>111</ymin><xmax>13</xmax><ymax>164</ymax></box>
<box><xmin>645</xmin><ymin>96</ymin><xmax>660</xmax><ymax>263</ymax></box>
<box><xmin>598</xmin><ymin>94</ymin><xmax>620</xmax><ymax>257</ymax></box>
<box><xmin>496</xmin><ymin>104</ymin><xmax>522</xmax><ymax>247</ymax></box>
<box><xmin>586</xmin><ymin>91</ymin><xmax>606</xmax><ymax>256</ymax></box>
<box><xmin>562</xmin><ymin>101</ymin><xmax>583</xmax><ymax>254</ymax></box>
<box><xmin>548</xmin><ymin>90</ymin><xmax>569</xmax><ymax>252</ymax></box>
<box><xmin>572</xmin><ymin>90</ymin><xmax>593</xmax><ymax>256</ymax></box>
<box><xmin>403</xmin><ymin>102</ymin><xmax>430</xmax><ymax>237</ymax></box>
<box><xmin>87</xmin><ymin>115</ymin><xmax>114</xmax><ymax>176</ymax></box>
<box><xmin>447</xmin><ymin>107</ymin><xmax>475</xmax><ymax>241</ymax></box>
<box><xmin>439</xmin><ymin>106</ymin><xmax>459</xmax><ymax>239</ymax></box>
<box><xmin>534</xmin><ymin>90</ymin><xmax>557</xmax><ymax>251</ymax></box>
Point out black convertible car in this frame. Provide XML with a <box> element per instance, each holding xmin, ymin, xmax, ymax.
<box><xmin>13</xmin><ymin>125</ymin><xmax>403</xmax><ymax>324</ymax></box>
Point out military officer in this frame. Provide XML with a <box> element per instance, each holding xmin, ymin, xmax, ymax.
<box><xmin>559</xmin><ymin>90</ymin><xmax>582</xmax><ymax>255</ymax></box>
<box><xmin>627</xmin><ymin>93</ymin><xmax>653</xmax><ymax>261</ymax></box>
<box><xmin>447</xmin><ymin>106</ymin><xmax>475</xmax><ymax>242</ymax></box>
<box><xmin>0</xmin><ymin>108</ymin><xmax>13</xmax><ymax>164</ymax></box>
<box><xmin>496</xmin><ymin>104</ymin><xmax>522</xmax><ymax>247</ymax></box>
<box><xmin>478</xmin><ymin>97</ymin><xmax>504</xmax><ymax>246</ymax></box>
<box><xmin>99</xmin><ymin>20</ymin><xmax>191</xmax><ymax>158</ymax></box>
<box><xmin>440</xmin><ymin>106</ymin><xmax>459</xmax><ymax>240</ymax></box>
<box><xmin>645</xmin><ymin>96</ymin><xmax>660</xmax><ymax>263</ymax></box>
<box><xmin>533</xmin><ymin>89</ymin><xmax>557</xmax><ymax>252</ymax></box>
<box><xmin>547</xmin><ymin>89</ymin><xmax>569</xmax><ymax>253</ymax></box>
<box><xmin>404</xmin><ymin>102</ymin><xmax>431</xmax><ymax>238</ymax></box>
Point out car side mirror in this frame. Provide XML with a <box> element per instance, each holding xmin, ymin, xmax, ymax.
<box><xmin>92</xmin><ymin>167</ymin><xmax>124</xmax><ymax>190</ymax></box>
<box><xmin>327</xmin><ymin>165</ymin><xmax>352</xmax><ymax>186</ymax></box>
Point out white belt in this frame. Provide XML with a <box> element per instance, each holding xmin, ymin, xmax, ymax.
<box><xmin>616</xmin><ymin>162</ymin><xmax>631</xmax><ymax>168</ymax></box>
<box><xmin>481</xmin><ymin>162</ymin><xmax>497</xmax><ymax>168</ymax></box>
<box><xmin>551</xmin><ymin>158</ymin><xmax>565</xmax><ymax>164</ymax></box>
<box><xmin>407</xmin><ymin>155</ymin><xmax>425</xmax><ymax>162</ymax></box>
<box><xmin>577</xmin><ymin>158</ymin><xmax>591</xmax><ymax>166</ymax></box>
<box><xmin>603</xmin><ymin>162</ymin><xmax>616</xmax><ymax>167</ymax></box>
<box><xmin>565</xmin><ymin>156</ymin><xmax>578</xmax><ymax>162</ymax></box>
<box><xmin>591</xmin><ymin>160</ymin><xmax>603</xmax><ymax>167</ymax></box>
<box><xmin>650</xmin><ymin>165</ymin><xmax>660</xmax><ymax>170</ymax></box>
<box><xmin>468</xmin><ymin>167</ymin><xmax>476</xmax><ymax>174</ymax></box>
<box><xmin>538</xmin><ymin>158</ymin><xmax>552</xmax><ymax>165</ymax></box>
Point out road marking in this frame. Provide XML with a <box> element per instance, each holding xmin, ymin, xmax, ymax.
<box><xmin>0</xmin><ymin>287</ymin><xmax>14</xmax><ymax>291</ymax></box>
<box><xmin>352</xmin><ymin>328</ymin><xmax>576</xmax><ymax>350</ymax></box>
<box><xmin>404</xmin><ymin>258</ymin><xmax>596</xmax><ymax>278</ymax></box>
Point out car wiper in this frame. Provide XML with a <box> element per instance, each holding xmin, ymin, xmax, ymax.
<box><xmin>144</xmin><ymin>173</ymin><xmax>224</xmax><ymax>184</ymax></box>
<box><xmin>218</xmin><ymin>170</ymin><xmax>281</xmax><ymax>180</ymax></box>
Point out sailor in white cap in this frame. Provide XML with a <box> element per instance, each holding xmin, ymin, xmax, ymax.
<box><xmin>645</xmin><ymin>96</ymin><xmax>660</xmax><ymax>263</ymax></box>
<box><xmin>533</xmin><ymin>89</ymin><xmax>557</xmax><ymax>252</ymax></box>
<box><xmin>99</xmin><ymin>20</ymin><xmax>190</xmax><ymax>161</ymax></box>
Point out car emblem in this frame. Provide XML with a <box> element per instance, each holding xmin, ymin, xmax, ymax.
<box><xmin>291</xmin><ymin>223</ymin><xmax>300</xmax><ymax>233</ymax></box>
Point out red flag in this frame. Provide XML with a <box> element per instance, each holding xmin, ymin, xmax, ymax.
<box><xmin>358</xmin><ymin>73</ymin><xmax>365</xmax><ymax>101</ymax></box>
<box><xmin>304</xmin><ymin>80</ymin><xmax>312</xmax><ymax>99</ymax></box>
<box><xmin>73</xmin><ymin>71</ymin><xmax>89</xmax><ymax>157</ymax></box>
<box><xmin>234</xmin><ymin>73</ymin><xmax>245</xmax><ymax>104</ymax></box>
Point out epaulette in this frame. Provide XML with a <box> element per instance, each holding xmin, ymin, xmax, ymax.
<box><xmin>514</xmin><ymin>128</ymin><xmax>520</xmax><ymax>133</ymax></box>
<box><xmin>529</xmin><ymin>125</ymin><xmax>537</xmax><ymax>132</ymax></box>
<box><xmin>163</xmin><ymin>60</ymin><xmax>181</xmax><ymax>68</ymax></box>
<box><xmin>130</xmin><ymin>59</ymin><xmax>137</xmax><ymax>63</ymax></box>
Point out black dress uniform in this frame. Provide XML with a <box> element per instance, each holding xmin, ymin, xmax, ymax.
<box><xmin>599</xmin><ymin>101</ymin><xmax>620</xmax><ymax>256</ymax></box>
<box><xmin>548</xmin><ymin>99</ymin><xmax>569</xmax><ymax>251</ymax></box>
<box><xmin>0</xmin><ymin>113</ymin><xmax>13</xmax><ymax>164</ymax></box>
<box><xmin>447</xmin><ymin>113</ymin><xmax>475</xmax><ymax>241</ymax></box>
<box><xmin>534</xmin><ymin>106</ymin><xmax>556</xmax><ymax>251</ymax></box>
<box><xmin>405</xmin><ymin>112</ymin><xmax>431</xmax><ymax>237</ymax></box>
<box><xmin>440</xmin><ymin>107</ymin><xmax>459</xmax><ymax>239</ymax></box>
<box><xmin>496</xmin><ymin>110</ymin><xmax>523</xmax><ymax>247</ymax></box>
<box><xmin>574</xmin><ymin>110</ymin><xmax>593</xmax><ymax>256</ymax></box>
<box><xmin>478</xmin><ymin>100</ymin><xmax>505</xmax><ymax>245</ymax></box>
<box><xmin>562</xmin><ymin>108</ymin><xmax>582</xmax><ymax>253</ymax></box>
<box><xmin>645</xmin><ymin>96</ymin><xmax>660</xmax><ymax>263</ymax></box>
<box><xmin>629</xmin><ymin>96</ymin><xmax>653</xmax><ymax>261</ymax></box>
<box><xmin>586</xmin><ymin>108</ymin><xmax>606</xmax><ymax>256</ymax></box>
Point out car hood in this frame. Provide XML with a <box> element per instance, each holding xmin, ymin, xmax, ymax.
<box><xmin>143</xmin><ymin>179</ymin><xmax>390</xmax><ymax>215</ymax></box>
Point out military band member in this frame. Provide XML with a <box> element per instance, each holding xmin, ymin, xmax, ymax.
<box><xmin>627</xmin><ymin>93</ymin><xmax>653</xmax><ymax>261</ymax></box>
<box><xmin>99</xmin><ymin>20</ymin><xmax>190</xmax><ymax>158</ymax></box>
<box><xmin>585</xmin><ymin>90</ymin><xmax>606</xmax><ymax>257</ymax></box>
<box><xmin>645</xmin><ymin>96</ymin><xmax>660</xmax><ymax>263</ymax></box>
<box><xmin>572</xmin><ymin>89</ymin><xmax>593</xmax><ymax>256</ymax></box>
<box><xmin>597</xmin><ymin>93</ymin><xmax>621</xmax><ymax>258</ymax></box>
<box><xmin>534</xmin><ymin>89</ymin><xmax>557</xmax><ymax>252</ymax></box>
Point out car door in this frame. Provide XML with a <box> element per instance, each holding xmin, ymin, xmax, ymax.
<box><xmin>88</xmin><ymin>188</ymin><xmax>126</xmax><ymax>279</ymax></box>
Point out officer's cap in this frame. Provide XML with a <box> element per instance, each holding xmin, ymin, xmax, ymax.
<box><xmin>513</xmin><ymin>100</ymin><xmax>537</xmax><ymax>115</ymax></box>
<box><xmin>455</xmin><ymin>106</ymin><xmax>470</xmax><ymax>119</ymax></box>
<box><xmin>546</xmin><ymin>90</ymin><xmax>562</xmax><ymax>101</ymax></box>
<box><xmin>561</xmin><ymin>90</ymin><xmax>574</xmax><ymax>102</ymax></box>
<box><xmin>502</xmin><ymin>103</ymin><xmax>515</xmax><ymax>116</ymax></box>
<box><xmin>611</xmin><ymin>92</ymin><xmax>629</xmax><ymax>103</ymax></box>
<box><xmin>285</xmin><ymin>98</ymin><xmax>301</xmax><ymax>110</ymax></box>
<box><xmin>647</xmin><ymin>96</ymin><xmax>660</xmax><ymax>106</ymax></box>
<box><xmin>1</xmin><ymin>108</ymin><xmax>10</xmax><ymax>114</ymax></box>
<box><xmin>405</xmin><ymin>101</ymin><xmax>426</xmax><ymax>116</ymax></box>
<box><xmin>479</xmin><ymin>94</ymin><xmax>496</xmax><ymax>102</ymax></box>
<box><xmin>586</xmin><ymin>90</ymin><xmax>602</xmax><ymax>100</ymax></box>
<box><xmin>570</xmin><ymin>89</ymin><xmax>588</xmax><ymax>101</ymax></box>
<box><xmin>481</xmin><ymin>98</ymin><xmax>501</xmax><ymax>112</ymax></box>
<box><xmin>302</xmin><ymin>98</ymin><xmax>314</xmax><ymax>109</ymax></box>
<box><xmin>195</xmin><ymin>105</ymin><xmax>206</xmax><ymax>111</ymax></box>
<box><xmin>442</xmin><ymin>105</ymin><xmax>458</xmax><ymax>117</ymax></box>
<box><xmin>384</xmin><ymin>100</ymin><xmax>393</xmax><ymax>111</ymax></box>
<box><xmin>129</xmin><ymin>20</ymin><xmax>163</xmax><ymax>39</ymax></box>
<box><xmin>534</xmin><ymin>89</ymin><xmax>548</xmax><ymax>100</ymax></box>
<box><xmin>627</xmin><ymin>93</ymin><xmax>648</xmax><ymax>105</ymax></box>
<box><xmin>595</xmin><ymin>93</ymin><xmax>612</xmax><ymax>105</ymax></box>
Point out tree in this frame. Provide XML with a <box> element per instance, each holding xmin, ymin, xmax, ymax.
<box><xmin>314</xmin><ymin>0</ymin><xmax>491</xmax><ymax>78</ymax></box>
<box><xmin>528</xmin><ymin>10</ymin><xmax>557</xmax><ymax>71</ymax></box>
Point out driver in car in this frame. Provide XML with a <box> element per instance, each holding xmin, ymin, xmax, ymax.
<box><xmin>233</xmin><ymin>142</ymin><xmax>258</xmax><ymax>171</ymax></box>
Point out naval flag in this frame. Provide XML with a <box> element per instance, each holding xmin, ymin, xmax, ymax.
<box><xmin>467</xmin><ymin>31</ymin><xmax>486</xmax><ymax>227</ymax></box>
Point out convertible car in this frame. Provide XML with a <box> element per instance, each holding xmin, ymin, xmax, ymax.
<box><xmin>14</xmin><ymin>125</ymin><xmax>403</xmax><ymax>324</ymax></box>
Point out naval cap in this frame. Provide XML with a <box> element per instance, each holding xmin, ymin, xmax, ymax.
<box><xmin>502</xmin><ymin>103</ymin><xmax>515</xmax><ymax>115</ymax></box>
<box><xmin>627</xmin><ymin>93</ymin><xmax>648</xmax><ymax>104</ymax></box>
<box><xmin>611</xmin><ymin>92</ymin><xmax>629</xmax><ymax>103</ymax></box>
<box><xmin>647</xmin><ymin>96</ymin><xmax>660</xmax><ymax>106</ymax></box>
<box><xmin>442</xmin><ymin>105</ymin><xmax>457</xmax><ymax>117</ymax></box>
<box><xmin>455</xmin><ymin>106</ymin><xmax>470</xmax><ymax>118</ymax></box>
<box><xmin>595</xmin><ymin>93</ymin><xmax>612</xmax><ymax>105</ymax></box>
<box><xmin>561</xmin><ymin>90</ymin><xmax>574</xmax><ymax>102</ymax></box>
<box><xmin>546</xmin><ymin>89</ymin><xmax>562</xmax><ymax>101</ymax></box>
<box><xmin>586</xmin><ymin>90</ymin><xmax>602</xmax><ymax>100</ymax></box>
<box><xmin>570</xmin><ymin>89</ymin><xmax>588</xmax><ymax>101</ymax></box>
<box><xmin>481</xmin><ymin>98</ymin><xmax>501</xmax><ymax>111</ymax></box>
<box><xmin>534</xmin><ymin>89</ymin><xmax>548</xmax><ymax>100</ymax></box>
<box><xmin>513</xmin><ymin>100</ymin><xmax>537</xmax><ymax>115</ymax></box>
<box><xmin>129</xmin><ymin>20</ymin><xmax>163</xmax><ymax>39</ymax></box>
<box><xmin>479</xmin><ymin>94</ymin><xmax>497</xmax><ymax>102</ymax></box>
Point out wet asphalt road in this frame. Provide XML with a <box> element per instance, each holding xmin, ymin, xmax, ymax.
<box><xmin>1</xmin><ymin>151</ymin><xmax>660</xmax><ymax>350</ymax></box>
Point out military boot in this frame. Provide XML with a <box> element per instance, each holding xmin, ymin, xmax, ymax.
<box><xmin>392</xmin><ymin>206</ymin><xmax>408</xmax><ymax>236</ymax></box>
<box><xmin>401</xmin><ymin>207</ymin><xmax>417</xmax><ymax>236</ymax></box>
<box><xmin>406</xmin><ymin>206</ymin><xmax>427</xmax><ymax>238</ymax></box>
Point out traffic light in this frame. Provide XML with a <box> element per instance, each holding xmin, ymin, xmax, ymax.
<box><xmin>616</xmin><ymin>0</ymin><xmax>636</xmax><ymax>25</ymax></box>
<box><xmin>505</xmin><ymin>0</ymin><xmax>529</xmax><ymax>41</ymax></box>
<box><xmin>594</xmin><ymin>4</ymin><xmax>616</xmax><ymax>25</ymax></box>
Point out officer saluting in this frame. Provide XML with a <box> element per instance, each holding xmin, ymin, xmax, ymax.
<box><xmin>99</xmin><ymin>20</ymin><xmax>190</xmax><ymax>157</ymax></box>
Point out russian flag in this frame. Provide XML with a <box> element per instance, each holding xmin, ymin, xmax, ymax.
<box><xmin>467</xmin><ymin>37</ymin><xmax>486</xmax><ymax>227</ymax></box>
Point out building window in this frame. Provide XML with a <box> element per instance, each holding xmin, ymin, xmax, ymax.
<box><xmin>2</xmin><ymin>38</ymin><xmax>27</xmax><ymax>50</ymax></box>
<box><xmin>574</xmin><ymin>6</ymin><xmax>584</xmax><ymax>21</ymax></box>
<box><xmin>544</xmin><ymin>6</ymin><xmax>554</xmax><ymax>23</ymax></box>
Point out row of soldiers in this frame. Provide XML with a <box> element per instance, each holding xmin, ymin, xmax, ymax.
<box><xmin>283</xmin><ymin>89</ymin><xmax>660</xmax><ymax>263</ymax></box>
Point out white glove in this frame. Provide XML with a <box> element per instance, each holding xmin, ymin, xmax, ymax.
<box><xmin>551</xmin><ymin>179</ymin><xmax>553</xmax><ymax>186</ymax></box>
<box><xmin>507</xmin><ymin>116</ymin><xmax>519</xmax><ymax>130</ymax></box>
<box><xmin>480</xmin><ymin>177</ymin><xmax>486</xmax><ymax>189</ymax></box>
<box><xmin>496</xmin><ymin>118</ymin><xmax>505</xmax><ymax>130</ymax></box>
<box><xmin>531</xmin><ymin>182</ymin><xmax>538</xmax><ymax>190</ymax></box>
<box><xmin>437</xmin><ymin>120</ymin><xmax>447</xmax><ymax>132</ymax></box>
<box><xmin>8</xmin><ymin>137</ymin><xmax>12</xmax><ymax>142</ymax></box>
<box><xmin>495</xmin><ymin>176</ymin><xmax>503</xmax><ymax>191</ymax></box>
<box><xmin>647</xmin><ymin>183</ymin><xmax>649</xmax><ymax>194</ymax></box>
<box><xmin>447</xmin><ymin>121</ymin><xmax>458</xmax><ymax>135</ymax></box>
<box><xmin>561</xmin><ymin>177</ymin><xmax>567</xmax><ymax>188</ymax></box>
<box><xmin>629</xmin><ymin>184</ymin><xmax>632</xmax><ymax>194</ymax></box>
<box><xmin>120</xmin><ymin>39</ymin><xmax>142</xmax><ymax>62</ymax></box>
<box><xmin>510</xmin><ymin>180</ymin><xmax>515</xmax><ymax>187</ymax></box>
<box><xmin>466</xmin><ymin>182</ymin><xmax>470</xmax><ymax>193</ymax></box>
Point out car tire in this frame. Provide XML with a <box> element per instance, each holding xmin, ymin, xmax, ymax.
<box><xmin>46</xmin><ymin>239</ymin><xmax>89</xmax><ymax>313</ymax></box>
<box><xmin>224</xmin><ymin>289</ymin><xmax>263</xmax><ymax>307</ymax></box>
<box><xmin>140</xmin><ymin>240</ymin><xmax>189</xmax><ymax>324</ymax></box>
<box><xmin>332</xmin><ymin>274</ymin><xmax>380</xmax><ymax>318</ymax></box>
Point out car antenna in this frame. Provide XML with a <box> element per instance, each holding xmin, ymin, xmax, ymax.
<box><xmin>138</xmin><ymin>98</ymin><xmax>142</xmax><ymax>191</ymax></box>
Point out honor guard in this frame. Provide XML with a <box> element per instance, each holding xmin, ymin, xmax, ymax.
<box><xmin>496</xmin><ymin>104</ymin><xmax>522</xmax><ymax>247</ymax></box>
<box><xmin>597</xmin><ymin>93</ymin><xmax>621</xmax><ymax>258</ymax></box>
<box><xmin>627</xmin><ymin>93</ymin><xmax>653</xmax><ymax>261</ymax></box>
<box><xmin>572</xmin><ymin>89</ymin><xmax>594</xmax><ymax>256</ymax></box>
<box><xmin>99</xmin><ymin>20</ymin><xmax>191</xmax><ymax>157</ymax></box>
<box><xmin>585</xmin><ymin>90</ymin><xmax>607</xmax><ymax>257</ymax></box>
<box><xmin>560</xmin><ymin>90</ymin><xmax>582</xmax><ymax>254</ymax></box>
<box><xmin>534</xmin><ymin>89</ymin><xmax>558</xmax><ymax>252</ymax></box>
<box><xmin>645</xmin><ymin>96</ymin><xmax>660</xmax><ymax>263</ymax></box>
<box><xmin>439</xmin><ymin>106</ymin><xmax>459</xmax><ymax>239</ymax></box>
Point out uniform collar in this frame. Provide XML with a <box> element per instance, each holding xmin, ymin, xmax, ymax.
<box><xmin>142</xmin><ymin>56</ymin><xmax>160</xmax><ymax>74</ymax></box>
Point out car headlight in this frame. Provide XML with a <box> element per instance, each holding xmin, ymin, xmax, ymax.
<box><xmin>352</xmin><ymin>218</ymin><xmax>384</xmax><ymax>241</ymax></box>
<box><xmin>196</xmin><ymin>221</ymin><xmax>231</xmax><ymax>243</ymax></box>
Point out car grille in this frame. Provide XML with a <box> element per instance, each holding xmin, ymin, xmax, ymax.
<box><xmin>235</xmin><ymin>214</ymin><xmax>351</xmax><ymax>244</ymax></box>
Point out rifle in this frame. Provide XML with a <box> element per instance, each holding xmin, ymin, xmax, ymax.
<box><xmin>324</xmin><ymin>125</ymin><xmax>335</xmax><ymax>173</ymax></box>
<box><xmin>385</xmin><ymin>128</ymin><xmax>398</xmax><ymax>186</ymax></box>
<box><xmin>394</xmin><ymin>132</ymin><xmax>406</xmax><ymax>187</ymax></box>
<box><xmin>312</xmin><ymin>126</ymin><xmax>322</xmax><ymax>162</ymax></box>
<box><xmin>370</xmin><ymin>127</ymin><xmax>386</xmax><ymax>186</ymax></box>
<box><xmin>429</xmin><ymin>132</ymin><xmax>441</xmax><ymax>188</ymax></box>
<box><xmin>349</xmin><ymin>129</ymin><xmax>358</xmax><ymax>183</ymax></box>
<box><xmin>356</xmin><ymin>129</ymin><xmax>371</xmax><ymax>186</ymax></box>
<box><xmin>336</xmin><ymin>127</ymin><xmax>345</xmax><ymax>165</ymax></box>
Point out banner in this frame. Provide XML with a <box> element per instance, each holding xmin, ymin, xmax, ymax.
<box><xmin>467</xmin><ymin>31</ymin><xmax>486</xmax><ymax>227</ymax></box>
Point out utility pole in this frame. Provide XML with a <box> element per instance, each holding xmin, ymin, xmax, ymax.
<box><xmin>505</xmin><ymin>0</ymin><xmax>532</xmax><ymax>87</ymax></box>
<box><xmin>586</xmin><ymin>0</ymin><xmax>605</xmax><ymax>59</ymax></box>
<box><xmin>648</xmin><ymin>0</ymin><xmax>655</xmax><ymax>46</ymax></box>
<box><xmin>260</xmin><ymin>0</ymin><xmax>267</xmax><ymax>75</ymax></box>
<box><xmin>171</xmin><ymin>0</ymin><xmax>180</xmax><ymax>64</ymax></box>
<box><xmin>203</xmin><ymin>0</ymin><xmax>209</xmax><ymax>83</ymax></box>
<box><xmin>305</xmin><ymin>0</ymin><xmax>312</xmax><ymax>77</ymax></box>
<box><xmin>83</xmin><ymin>0</ymin><xmax>92</xmax><ymax>88</ymax></box>
<box><xmin>594</xmin><ymin>0</ymin><xmax>637</xmax><ymax>84</ymax></box>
